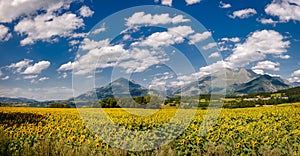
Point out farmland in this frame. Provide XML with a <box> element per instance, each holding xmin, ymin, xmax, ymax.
<box><xmin>0</xmin><ymin>104</ymin><xmax>300</xmax><ymax>155</ymax></box>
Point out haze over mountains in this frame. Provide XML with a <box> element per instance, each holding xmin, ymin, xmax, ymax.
<box><xmin>75</xmin><ymin>68</ymin><xmax>291</xmax><ymax>102</ymax></box>
<box><xmin>0</xmin><ymin>68</ymin><xmax>293</xmax><ymax>105</ymax></box>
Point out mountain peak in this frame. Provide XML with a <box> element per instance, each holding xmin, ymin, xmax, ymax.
<box><xmin>235</xmin><ymin>74</ymin><xmax>289</xmax><ymax>94</ymax></box>
<box><xmin>75</xmin><ymin>77</ymin><xmax>149</xmax><ymax>103</ymax></box>
<box><xmin>113</xmin><ymin>77</ymin><xmax>129</xmax><ymax>82</ymax></box>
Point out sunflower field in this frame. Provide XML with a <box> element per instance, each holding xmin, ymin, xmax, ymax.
<box><xmin>0</xmin><ymin>104</ymin><xmax>300</xmax><ymax>156</ymax></box>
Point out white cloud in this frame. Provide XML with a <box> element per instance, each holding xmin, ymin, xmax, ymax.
<box><xmin>133</xmin><ymin>31</ymin><xmax>176</xmax><ymax>48</ymax></box>
<box><xmin>225</xmin><ymin>30</ymin><xmax>290</xmax><ymax>68</ymax></box>
<box><xmin>292</xmin><ymin>69</ymin><xmax>300</xmax><ymax>77</ymax></box>
<box><xmin>202</xmin><ymin>42</ymin><xmax>217</xmax><ymax>50</ymax></box>
<box><xmin>79</xmin><ymin>6</ymin><xmax>94</xmax><ymax>17</ymax></box>
<box><xmin>276</xmin><ymin>54</ymin><xmax>290</xmax><ymax>59</ymax></box>
<box><xmin>58</xmin><ymin>61</ymin><xmax>73</xmax><ymax>71</ymax></box>
<box><xmin>219</xmin><ymin>1</ymin><xmax>231</xmax><ymax>9</ymax></box>
<box><xmin>1</xmin><ymin>76</ymin><xmax>9</xmax><ymax>80</ymax></box>
<box><xmin>185</xmin><ymin>0</ymin><xmax>201</xmax><ymax>5</ymax></box>
<box><xmin>257</xmin><ymin>18</ymin><xmax>278</xmax><ymax>25</ymax></box>
<box><xmin>23</xmin><ymin>61</ymin><xmax>51</xmax><ymax>74</ymax></box>
<box><xmin>252</xmin><ymin>69</ymin><xmax>265</xmax><ymax>75</ymax></box>
<box><xmin>198</xmin><ymin>61</ymin><xmax>232</xmax><ymax>76</ymax></box>
<box><xmin>265</xmin><ymin>0</ymin><xmax>300</xmax><ymax>22</ymax></box>
<box><xmin>62</xmin><ymin>72</ymin><xmax>68</xmax><ymax>79</ymax></box>
<box><xmin>221</xmin><ymin>37</ymin><xmax>240</xmax><ymax>43</ymax></box>
<box><xmin>79</xmin><ymin>38</ymin><xmax>110</xmax><ymax>51</ymax></box>
<box><xmin>91</xmin><ymin>24</ymin><xmax>106</xmax><ymax>35</ymax></box>
<box><xmin>125</xmin><ymin>12</ymin><xmax>190</xmax><ymax>27</ymax></box>
<box><xmin>59</xmin><ymin>45</ymin><xmax>168</xmax><ymax>75</ymax></box>
<box><xmin>161</xmin><ymin>0</ymin><xmax>173</xmax><ymax>6</ymax></box>
<box><xmin>252</xmin><ymin>60</ymin><xmax>280</xmax><ymax>71</ymax></box>
<box><xmin>188</xmin><ymin>31</ymin><xmax>212</xmax><ymax>45</ymax></box>
<box><xmin>171</xmin><ymin>28</ymin><xmax>290</xmax><ymax>83</ymax></box>
<box><xmin>69</xmin><ymin>40</ymin><xmax>80</xmax><ymax>46</ymax></box>
<box><xmin>290</xmin><ymin>69</ymin><xmax>300</xmax><ymax>83</ymax></box>
<box><xmin>155</xmin><ymin>0</ymin><xmax>201</xmax><ymax>6</ymax></box>
<box><xmin>123</xmin><ymin>35</ymin><xmax>131</xmax><ymax>40</ymax></box>
<box><xmin>150</xmin><ymin>72</ymin><xmax>175</xmax><ymax>91</ymax></box>
<box><xmin>168</xmin><ymin>25</ymin><xmax>195</xmax><ymax>37</ymax></box>
<box><xmin>174</xmin><ymin>61</ymin><xmax>231</xmax><ymax>85</ymax></box>
<box><xmin>24</xmin><ymin>75</ymin><xmax>49</xmax><ymax>83</ymax></box>
<box><xmin>15</xmin><ymin>12</ymin><xmax>84</xmax><ymax>46</ymax></box>
<box><xmin>23</xmin><ymin>75</ymin><xmax>38</xmax><ymax>80</ymax></box>
<box><xmin>229</xmin><ymin>8</ymin><xmax>257</xmax><ymax>19</ymax></box>
<box><xmin>134</xmin><ymin>26</ymin><xmax>194</xmax><ymax>48</ymax></box>
<box><xmin>38</xmin><ymin>77</ymin><xmax>49</xmax><ymax>82</ymax></box>
<box><xmin>0</xmin><ymin>25</ymin><xmax>12</xmax><ymax>41</ymax></box>
<box><xmin>208</xmin><ymin>52</ymin><xmax>221</xmax><ymax>58</ymax></box>
<box><xmin>0</xmin><ymin>0</ymin><xmax>75</xmax><ymax>23</ymax></box>
<box><xmin>7</xmin><ymin>59</ymin><xmax>33</xmax><ymax>73</ymax></box>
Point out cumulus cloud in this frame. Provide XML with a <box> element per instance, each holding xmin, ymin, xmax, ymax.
<box><xmin>24</xmin><ymin>75</ymin><xmax>49</xmax><ymax>83</ymax></box>
<box><xmin>134</xmin><ymin>26</ymin><xmax>194</xmax><ymax>48</ymax></box>
<box><xmin>219</xmin><ymin>1</ymin><xmax>231</xmax><ymax>9</ymax></box>
<box><xmin>173</xmin><ymin>61</ymin><xmax>231</xmax><ymax>85</ymax></box>
<box><xmin>125</xmin><ymin>12</ymin><xmax>190</xmax><ymax>27</ymax></box>
<box><xmin>276</xmin><ymin>54</ymin><xmax>290</xmax><ymax>59</ymax></box>
<box><xmin>229</xmin><ymin>8</ymin><xmax>257</xmax><ymax>19</ymax></box>
<box><xmin>91</xmin><ymin>24</ymin><xmax>106</xmax><ymax>35</ymax></box>
<box><xmin>58</xmin><ymin>62</ymin><xmax>73</xmax><ymax>71</ymax></box>
<box><xmin>292</xmin><ymin>69</ymin><xmax>300</xmax><ymax>77</ymax></box>
<box><xmin>1</xmin><ymin>76</ymin><xmax>9</xmax><ymax>80</ymax></box>
<box><xmin>251</xmin><ymin>60</ymin><xmax>280</xmax><ymax>72</ymax></box>
<box><xmin>15</xmin><ymin>12</ymin><xmax>84</xmax><ymax>46</ymax></box>
<box><xmin>7</xmin><ymin>59</ymin><xmax>33</xmax><ymax>73</ymax></box>
<box><xmin>221</xmin><ymin>37</ymin><xmax>240</xmax><ymax>43</ymax></box>
<box><xmin>202</xmin><ymin>42</ymin><xmax>217</xmax><ymax>50</ymax></box>
<box><xmin>208</xmin><ymin>52</ymin><xmax>221</xmax><ymax>58</ymax></box>
<box><xmin>161</xmin><ymin>0</ymin><xmax>173</xmax><ymax>6</ymax></box>
<box><xmin>59</xmin><ymin>44</ymin><xmax>168</xmax><ymax>75</ymax></box>
<box><xmin>225</xmin><ymin>30</ymin><xmax>290</xmax><ymax>67</ymax></box>
<box><xmin>289</xmin><ymin>69</ymin><xmax>300</xmax><ymax>83</ymax></box>
<box><xmin>188</xmin><ymin>31</ymin><xmax>212</xmax><ymax>45</ymax></box>
<box><xmin>257</xmin><ymin>18</ymin><xmax>278</xmax><ymax>25</ymax></box>
<box><xmin>198</xmin><ymin>61</ymin><xmax>232</xmax><ymax>76</ymax></box>
<box><xmin>168</xmin><ymin>25</ymin><xmax>195</xmax><ymax>37</ymax></box>
<box><xmin>23</xmin><ymin>75</ymin><xmax>38</xmax><ymax>80</ymax></box>
<box><xmin>38</xmin><ymin>77</ymin><xmax>49</xmax><ymax>82</ymax></box>
<box><xmin>0</xmin><ymin>25</ymin><xmax>12</xmax><ymax>41</ymax></box>
<box><xmin>23</xmin><ymin>61</ymin><xmax>51</xmax><ymax>74</ymax></box>
<box><xmin>61</xmin><ymin>72</ymin><xmax>68</xmax><ymax>79</ymax></box>
<box><xmin>79</xmin><ymin>6</ymin><xmax>94</xmax><ymax>17</ymax></box>
<box><xmin>79</xmin><ymin>38</ymin><xmax>110</xmax><ymax>51</ymax></box>
<box><xmin>150</xmin><ymin>72</ymin><xmax>175</xmax><ymax>91</ymax></box>
<box><xmin>265</xmin><ymin>0</ymin><xmax>300</xmax><ymax>22</ymax></box>
<box><xmin>155</xmin><ymin>0</ymin><xmax>201</xmax><ymax>6</ymax></box>
<box><xmin>173</xmin><ymin>29</ymin><xmax>291</xmax><ymax>85</ymax></box>
<box><xmin>185</xmin><ymin>0</ymin><xmax>201</xmax><ymax>5</ymax></box>
<box><xmin>0</xmin><ymin>0</ymin><xmax>75</xmax><ymax>23</ymax></box>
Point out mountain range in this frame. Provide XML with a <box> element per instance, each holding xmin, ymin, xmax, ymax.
<box><xmin>75</xmin><ymin>68</ymin><xmax>291</xmax><ymax>101</ymax></box>
<box><xmin>0</xmin><ymin>97</ymin><xmax>37</xmax><ymax>103</ymax></box>
<box><xmin>0</xmin><ymin>68</ymin><xmax>293</xmax><ymax>105</ymax></box>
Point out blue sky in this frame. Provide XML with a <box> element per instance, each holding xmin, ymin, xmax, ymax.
<box><xmin>0</xmin><ymin>0</ymin><xmax>299</xmax><ymax>101</ymax></box>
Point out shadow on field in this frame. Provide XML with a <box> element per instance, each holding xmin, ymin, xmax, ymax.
<box><xmin>0</xmin><ymin>112</ymin><xmax>46</xmax><ymax>126</ymax></box>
